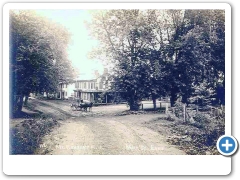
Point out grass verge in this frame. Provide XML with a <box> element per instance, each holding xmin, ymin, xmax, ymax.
<box><xmin>10</xmin><ymin>118</ymin><xmax>60</xmax><ymax>154</ymax></box>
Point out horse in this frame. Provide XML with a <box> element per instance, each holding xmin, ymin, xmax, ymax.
<box><xmin>79</xmin><ymin>100</ymin><xmax>93</xmax><ymax>112</ymax></box>
<box><xmin>71</xmin><ymin>99</ymin><xmax>93</xmax><ymax>112</ymax></box>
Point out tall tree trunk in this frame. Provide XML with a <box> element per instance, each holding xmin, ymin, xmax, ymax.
<box><xmin>10</xmin><ymin>26</ymin><xmax>18</xmax><ymax>117</ymax></box>
<box><xmin>152</xmin><ymin>94</ymin><xmax>157</xmax><ymax>110</ymax></box>
<box><xmin>17</xmin><ymin>95</ymin><xmax>24</xmax><ymax>112</ymax></box>
<box><xmin>182</xmin><ymin>94</ymin><xmax>188</xmax><ymax>105</ymax></box>
<box><xmin>170</xmin><ymin>87</ymin><xmax>178</xmax><ymax>107</ymax></box>
<box><xmin>129</xmin><ymin>96</ymin><xmax>139</xmax><ymax>111</ymax></box>
<box><xmin>129</xmin><ymin>103</ymin><xmax>139</xmax><ymax>111</ymax></box>
<box><xmin>24</xmin><ymin>95</ymin><xmax>29</xmax><ymax>106</ymax></box>
<box><xmin>10</xmin><ymin>75</ymin><xmax>16</xmax><ymax>117</ymax></box>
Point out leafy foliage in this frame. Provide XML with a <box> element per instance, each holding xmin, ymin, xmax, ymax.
<box><xmin>87</xmin><ymin>9</ymin><xmax>225</xmax><ymax>110</ymax></box>
<box><xmin>10</xmin><ymin>10</ymin><xmax>76</xmax><ymax>115</ymax></box>
<box><xmin>193</xmin><ymin>113</ymin><xmax>210</xmax><ymax>123</ymax></box>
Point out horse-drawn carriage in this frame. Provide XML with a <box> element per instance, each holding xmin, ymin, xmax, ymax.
<box><xmin>70</xmin><ymin>98</ymin><xmax>93</xmax><ymax>112</ymax></box>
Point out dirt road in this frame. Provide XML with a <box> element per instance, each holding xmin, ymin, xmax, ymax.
<box><xmin>29</xmin><ymin>100</ymin><xmax>185</xmax><ymax>155</ymax></box>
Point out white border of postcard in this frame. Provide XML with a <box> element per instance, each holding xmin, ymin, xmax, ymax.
<box><xmin>3</xmin><ymin>2</ymin><xmax>231</xmax><ymax>175</ymax></box>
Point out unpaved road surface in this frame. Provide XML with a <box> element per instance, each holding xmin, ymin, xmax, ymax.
<box><xmin>28</xmin><ymin>99</ymin><xmax>185</xmax><ymax>155</ymax></box>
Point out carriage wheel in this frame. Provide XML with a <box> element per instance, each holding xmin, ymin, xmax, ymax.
<box><xmin>71</xmin><ymin>105</ymin><xmax>76</xmax><ymax>111</ymax></box>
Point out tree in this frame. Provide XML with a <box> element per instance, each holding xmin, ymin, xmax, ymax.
<box><xmin>161</xmin><ymin>10</ymin><xmax>225</xmax><ymax>106</ymax></box>
<box><xmin>87</xmin><ymin>10</ymin><xmax>152</xmax><ymax>110</ymax></box>
<box><xmin>179</xmin><ymin>10</ymin><xmax>225</xmax><ymax>106</ymax></box>
<box><xmin>88</xmin><ymin>10</ymin><xmax>171</xmax><ymax>110</ymax></box>
<box><xmin>10</xmin><ymin>10</ymin><xmax>76</xmax><ymax>115</ymax></box>
<box><xmin>87</xmin><ymin>9</ymin><xmax>225</xmax><ymax>110</ymax></box>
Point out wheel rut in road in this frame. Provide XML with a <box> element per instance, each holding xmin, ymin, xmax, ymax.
<box><xmin>36</xmin><ymin>115</ymin><xmax>185</xmax><ymax>155</ymax></box>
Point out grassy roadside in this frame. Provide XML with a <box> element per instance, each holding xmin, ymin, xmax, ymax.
<box><xmin>145</xmin><ymin>113</ymin><xmax>224</xmax><ymax>155</ymax></box>
<box><xmin>10</xmin><ymin>118</ymin><xmax>60</xmax><ymax>154</ymax></box>
<box><xmin>9</xmin><ymin>101</ymin><xmax>64</xmax><ymax>155</ymax></box>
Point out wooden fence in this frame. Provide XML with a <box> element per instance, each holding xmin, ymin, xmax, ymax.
<box><xmin>169</xmin><ymin>104</ymin><xmax>225</xmax><ymax>122</ymax></box>
<box><xmin>140</xmin><ymin>101</ymin><xmax>170</xmax><ymax>114</ymax></box>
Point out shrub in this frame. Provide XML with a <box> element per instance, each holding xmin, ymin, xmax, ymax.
<box><xmin>173</xmin><ymin>102</ymin><xmax>184</xmax><ymax>118</ymax></box>
<box><xmin>193</xmin><ymin>113</ymin><xmax>210</xmax><ymax>124</ymax></box>
<box><xmin>166</xmin><ymin>114</ymin><xmax>176</xmax><ymax>121</ymax></box>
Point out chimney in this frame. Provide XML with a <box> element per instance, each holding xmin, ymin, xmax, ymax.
<box><xmin>94</xmin><ymin>70</ymin><xmax>100</xmax><ymax>78</ymax></box>
<box><xmin>103</xmin><ymin>68</ymin><xmax>108</xmax><ymax>74</ymax></box>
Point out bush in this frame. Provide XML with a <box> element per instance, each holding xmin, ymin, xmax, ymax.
<box><xmin>193</xmin><ymin>113</ymin><xmax>210</xmax><ymax>124</ymax></box>
<box><xmin>205</xmin><ymin>116</ymin><xmax>225</xmax><ymax>146</ymax></box>
<box><xmin>165</xmin><ymin>114</ymin><xmax>178</xmax><ymax>121</ymax></box>
<box><xmin>173</xmin><ymin>102</ymin><xmax>184</xmax><ymax>118</ymax></box>
<box><xmin>191</xmin><ymin>121</ymin><xmax>204</xmax><ymax>128</ymax></box>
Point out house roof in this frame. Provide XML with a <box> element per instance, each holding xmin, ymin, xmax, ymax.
<box><xmin>74</xmin><ymin>73</ymin><xmax>97</xmax><ymax>81</ymax></box>
<box><xmin>75</xmin><ymin>79</ymin><xmax>97</xmax><ymax>82</ymax></box>
<box><xmin>74</xmin><ymin>72</ymin><xmax>110</xmax><ymax>82</ymax></box>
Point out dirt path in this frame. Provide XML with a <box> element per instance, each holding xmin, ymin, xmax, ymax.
<box><xmin>21</xmin><ymin>99</ymin><xmax>184</xmax><ymax>155</ymax></box>
<box><xmin>35</xmin><ymin>114</ymin><xmax>185</xmax><ymax>155</ymax></box>
<box><xmin>27</xmin><ymin>99</ymin><xmax>129</xmax><ymax>119</ymax></box>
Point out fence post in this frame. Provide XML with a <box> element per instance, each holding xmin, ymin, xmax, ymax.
<box><xmin>183</xmin><ymin>103</ymin><xmax>186</xmax><ymax>122</ymax></box>
<box><xmin>142</xmin><ymin>103</ymin><xmax>143</xmax><ymax>110</ymax></box>
<box><xmin>221</xmin><ymin>104</ymin><xmax>224</xmax><ymax>111</ymax></box>
<box><xmin>160</xmin><ymin>102</ymin><xmax>162</xmax><ymax>109</ymax></box>
<box><xmin>165</xmin><ymin>102</ymin><xmax>168</xmax><ymax>114</ymax></box>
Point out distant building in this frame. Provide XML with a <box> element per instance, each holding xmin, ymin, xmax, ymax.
<box><xmin>57</xmin><ymin>68</ymin><xmax>114</xmax><ymax>103</ymax></box>
<box><xmin>74</xmin><ymin>68</ymin><xmax>112</xmax><ymax>103</ymax></box>
<box><xmin>57</xmin><ymin>82</ymin><xmax>75</xmax><ymax>100</ymax></box>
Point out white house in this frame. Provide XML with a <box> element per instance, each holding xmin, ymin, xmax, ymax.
<box><xmin>57</xmin><ymin>68</ymin><xmax>113</xmax><ymax>102</ymax></box>
<box><xmin>57</xmin><ymin>82</ymin><xmax>75</xmax><ymax>100</ymax></box>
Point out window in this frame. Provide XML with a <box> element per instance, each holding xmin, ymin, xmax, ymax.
<box><xmin>99</xmin><ymin>82</ymin><xmax>103</xmax><ymax>90</ymax></box>
<box><xmin>84</xmin><ymin>82</ymin><xmax>86</xmax><ymax>89</ymax></box>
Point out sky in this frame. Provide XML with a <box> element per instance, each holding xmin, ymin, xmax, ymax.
<box><xmin>35</xmin><ymin>10</ymin><xmax>104</xmax><ymax>79</ymax></box>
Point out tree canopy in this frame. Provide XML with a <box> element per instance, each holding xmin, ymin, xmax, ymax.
<box><xmin>10</xmin><ymin>10</ymin><xmax>76</xmax><ymax>115</ymax></box>
<box><xmin>87</xmin><ymin>9</ymin><xmax>225</xmax><ymax>110</ymax></box>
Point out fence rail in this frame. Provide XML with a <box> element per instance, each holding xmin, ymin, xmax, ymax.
<box><xmin>169</xmin><ymin>103</ymin><xmax>225</xmax><ymax>122</ymax></box>
<box><xmin>140</xmin><ymin>101</ymin><xmax>170</xmax><ymax>114</ymax></box>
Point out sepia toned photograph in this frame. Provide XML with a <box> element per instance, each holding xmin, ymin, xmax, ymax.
<box><xmin>9</xmin><ymin>8</ymin><xmax>225</xmax><ymax>156</ymax></box>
